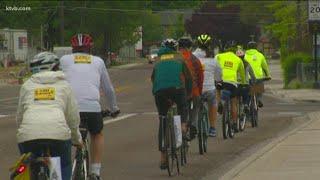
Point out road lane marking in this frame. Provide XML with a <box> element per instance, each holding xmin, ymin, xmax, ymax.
<box><xmin>0</xmin><ymin>114</ymin><xmax>9</xmax><ymax>118</ymax></box>
<box><xmin>103</xmin><ymin>113</ymin><xmax>137</xmax><ymax>125</ymax></box>
<box><xmin>277</xmin><ymin>112</ymin><xmax>302</xmax><ymax>116</ymax></box>
<box><xmin>0</xmin><ymin>97</ymin><xmax>19</xmax><ymax>102</ymax></box>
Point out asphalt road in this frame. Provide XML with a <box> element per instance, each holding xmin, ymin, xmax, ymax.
<box><xmin>0</xmin><ymin>63</ymin><xmax>319</xmax><ymax>179</ymax></box>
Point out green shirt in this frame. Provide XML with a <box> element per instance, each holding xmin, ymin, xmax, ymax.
<box><xmin>151</xmin><ymin>48</ymin><xmax>192</xmax><ymax>95</ymax></box>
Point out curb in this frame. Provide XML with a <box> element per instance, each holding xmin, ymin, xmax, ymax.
<box><xmin>213</xmin><ymin>111</ymin><xmax>320</xmax><ymax>180</ymax></box>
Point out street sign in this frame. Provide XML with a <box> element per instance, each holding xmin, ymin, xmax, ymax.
<box><xmin>309</xmin><ymin>0</ymin><xmax>320</xmax><ymax>21</ymax></box>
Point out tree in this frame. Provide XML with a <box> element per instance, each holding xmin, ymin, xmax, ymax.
<box><xmin>185</xmin><ymin>1</ymin><xmax>259</xmax><ymax>49</ymax></box>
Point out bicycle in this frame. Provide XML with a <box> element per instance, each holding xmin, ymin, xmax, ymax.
<box><xmin>71</xmin><ymin>125</ymin><xmax>90</xmax><ymax>180</ymax></box>
<box><xmin>10</xmin><ymin>143</ymin><xmax>55</xmax><ymax>180</ymax></box>
<box><xmin>72</xmin><ymin>110</ymin><xmax>116</xmax><ymax>180</ymax></box>
<box><xmin>238</xmin><ymin>85</ymin><xmax>249</xmax><ymax>132</ymax></box>
<box><xmin>159</xmin><ymin>103</ymin><xmax>181</xmax><ymax>176</ymax></box>
<box><xmin>248</xmin><ymin>77</ymin><xmax>270</xmax><ymax>128</ymax></box>
<box><xmin>221</xmin><ymin>89</ymin><xmax>235</xmax><ymax>139</ymax></box>
<box><xmin>197</xmin><ymin>95</ymin><xmax>210</xmax><ymax>155</ymax></box>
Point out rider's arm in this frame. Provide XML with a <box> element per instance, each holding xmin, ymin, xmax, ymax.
<box><xmin>16</xmin><ymin>85</ymin><xmax>26</xmax><ymax>127</ymax></box>
<box><xmin>238</xmin><ymin>60</ymin><xmax>247</xmax><ymax>84</ymax></box>
<box><xmin>261</xmin><ymin>55</ymin><xmax>271</xmax><ymax>77</ymax></box>
<box><xmin>214</xmin><ymin>59</ymin><xmax>222</xmax><ymax>82</ymax></box>
<box><xmin>195</xmin><ymin>57</ymin><xmax>204</xmax><ymax>94</ymax></box>
<box><xmin>245</xmin><ymin>61</ymin><xmax>256</xmax><ymax>82</ymax></box>
<box><xmin>182</xmin><ymin>61</ymin><xmax>193</xmax><ymax>97</ymax></box>
<box><xmin>65</xmin><ymin>85</ymin><xmax>82</xmax><ymax>145</ymax></box>
<box><xmin>100</xmin><ymin>60</ymin><xmax>119</xmax><ymax>112</ymax></box>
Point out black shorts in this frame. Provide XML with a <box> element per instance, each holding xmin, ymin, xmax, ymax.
<box><xmin>221</xmin><ymin>82</ymin><xmax>238</xmax><ymax>98</ymax></box>
<box><xmin>154</xmin><ymin>88</ymin><xmax>187</xmax><ymax>123</ymax></box>
<box><xmin>80</xmin><ymin>112</ymin><xmax>103</xmax><ymax>135</ymax></box>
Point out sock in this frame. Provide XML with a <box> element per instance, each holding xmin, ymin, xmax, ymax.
<box><xmin>90</xmin><ymin>163</ymin><xmax>101</xmax><ymax>176</ymax></box>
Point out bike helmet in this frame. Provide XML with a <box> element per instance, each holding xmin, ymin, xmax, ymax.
<box><xmin>161</xmin><ymin>38</ymin><xmax>178</xmax><ymax>51</ymax></box>
<box><xmin>247</xmin><ymin>41</ymin><xmax>257</xmax><ymax>49</ymax></box>
<box><xmin>29</xmin><ymin>52</ymin><xmax>60</xmax><ymax>74</ymax></box>
<box><xmin>178</xmin><ymin>37</ymin><xmax>193</xmax><ymax>49</ymax></box>
<box><xmin>197</xmin><ymin>34</ymin><xmax>212</xmax><ymax>48</ymax></box>
<box><xmin>71</xmin><ymin>33</ymin><xmax>93</xmax><ymax>50</ymax></box>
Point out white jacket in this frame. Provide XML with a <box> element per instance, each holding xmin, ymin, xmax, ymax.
<box><xmin>193</xmin><ymin>48</ymin><xmax>222</xmax><ymax>92</ymax></box>
<box><xmin>16</xmin><ymin>71</ymin><xmax>82</xmax><ymax>144</ymax></box>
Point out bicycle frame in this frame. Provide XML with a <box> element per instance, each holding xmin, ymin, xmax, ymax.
<box><xmin>198</xmin><ymin>96</ymin><xmax>209</xmax><ymax>154</ymax></box>
<box><xmin>72</xmin><ymin>128</ymin><xmax>90</xmax><ymax>180</ymax></box>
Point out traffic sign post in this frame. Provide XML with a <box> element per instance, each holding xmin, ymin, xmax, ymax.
<box><xmin>308</xmin><ymin>0</ymin><xmax>320</xmax><ymax>88</ymax></box>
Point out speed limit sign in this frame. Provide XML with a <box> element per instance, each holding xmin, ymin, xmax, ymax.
<box><xmin>309</xmin><ymin>0</ymin><xmax>320</xmax><ymax>21</ymax></box>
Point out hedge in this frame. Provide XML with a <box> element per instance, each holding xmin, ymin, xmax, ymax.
<box><xmin>281</xmin><ymin>52</ymin><xmax>312</xmax><ymax>86</ymax></box>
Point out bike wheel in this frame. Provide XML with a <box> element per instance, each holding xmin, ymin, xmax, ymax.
<box><xmin>227</xmin><ymin>102</ymin><xmax>235</xmax><ymax>138</ymax></box>
<box><xmin>180</xmin><ymin>138</ymin><xmax>187</xmax><ymax>166</ymax></box>
<box><xmin>198</xmin><ymin>114</ymin><xmax>204</xmax><ymax>155</ymax></box>
<box><xmin>203</xmin><ymin>111</ymin><xmax>209</xmax><ymax>153</ymax></box>
<box><xmin>165</xmin><ymin>121</ymin><xmax>179</xmax><ymax>176</ymax></box>
<box><xmin>222</xmin><ymin>101</ymin><xmax>229</xmax><ymax>139</ymax></box>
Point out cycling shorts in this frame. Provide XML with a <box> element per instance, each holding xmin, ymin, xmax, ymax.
<box><xmin>220</xmin><ymin>82</ymin><xmax>238</xmax><ymax>98</ymax></box>
<box><xmin>80</xmin><ymin>112</ymin><xmax>103</xmax><ymax>135</ymax></box>
<box><xmin>202</xmin><ymin>90</ymin><xmax>217</xmax><ymax>106</ymax></box>
<box><xmin>154</xmin><ymin>87</ymin><xmax>187</xmax><ymax>123</ymax></box>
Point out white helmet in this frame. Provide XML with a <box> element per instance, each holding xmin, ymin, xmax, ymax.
<box><xmin>161</xmin><ymin>38</ymin><xmax>178</xmax><ymax>50</ymax></box>
<box><xmin>30</xmin><ymin>52</ymin><xmax>60</xmax><ymax>74</ymax></box>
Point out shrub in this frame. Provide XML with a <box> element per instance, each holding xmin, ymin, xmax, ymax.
<box><xmin>281</xmin><ymin>52</ymin><xmax>312</xmax><ymax>87</ymax></box>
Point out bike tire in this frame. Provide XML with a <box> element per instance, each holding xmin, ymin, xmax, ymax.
<box><xmin>222</xmin><ymin>101</ymin><xmax>229</xmax><ymax>139</ymax></box>
<box><xmin>227</xmin><ymin>102</ymin><xmax>234</xmax><ymax>138</ymax></box>
<box><xmin>165</xmin><ymin>116</ymin><xmax>179</xmax><ymax>176</ymax></box>
<box><xmin>198</xmin><ymin>115</ymin><xmax>204</xmax><ymax>155</ymax></box>
<box><xmin>203</xmin><ymin>112</ymin><xmax>208</xmax><ymax>153</ymax></box>
<box><xmin>180</xmin><ymin>138</ymin><xmax>187</xmax><ymax>166</ymax></box>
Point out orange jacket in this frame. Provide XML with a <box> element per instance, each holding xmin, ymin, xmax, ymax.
<box><xmin>180</xmin><ymin>49</ymin><xmax>204</xmax><ymax>97</ymax></box>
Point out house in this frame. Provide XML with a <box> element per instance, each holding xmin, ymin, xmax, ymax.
<box><xmin>0</xmin><ymin>28</ymin><xmax>28</xmax><ymax>64</ymax></box>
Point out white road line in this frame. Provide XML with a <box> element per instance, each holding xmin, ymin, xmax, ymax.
<box><xmin>0</xmin><ymin>97</ymin><xmax>19</xmax><ymax>102</ymax></box>
<box><xmin>277</xmin><ymin>112</ymin><xmax>302</xmax><ymax>116</ymax></box>
<box><xmin>0</xmin><ymin>114</ymin><xmax>9</xmax><ymax>118</ymax></box>
<box><xmin>103</xmin><ymin>113</ymin><xmax>137</xmax><ymax>125</ymax></box>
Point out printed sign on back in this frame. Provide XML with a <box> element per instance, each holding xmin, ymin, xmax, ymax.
<box><xmin>34</xmin><ymin>87</ymin><xmax>56</xmax><ymax>101</ymax></box>
<box><xmin>74</xmin><ymin>55</ymin><xmax>92</xmax><ymax>64</ymax></box>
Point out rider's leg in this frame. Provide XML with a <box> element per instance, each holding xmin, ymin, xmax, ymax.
<box><xmin>231</xmin><ymin>97</ymin><xmax>238</xmax><ymax>123</ymax></box>
<box><xmin>173</xmin><ymin>89</ymin><xmax>188</xmax><ymax>133</ymax></box>
<box><xmin>86</xmin><ymin>112</ymin><xmax>104</xmax><ymax>176</ymax></box>
<box><xmin>154</xmin><ymin>89</ymin><xmax>171</xmax><ymax>166</ymax></box>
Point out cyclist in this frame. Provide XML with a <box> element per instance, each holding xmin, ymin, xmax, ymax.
<box><xmin>60</xmin><ymin>33</ymin><xmax>120</xmax><ymax>180</ymax></box>
<box><xmin>151</xmin><ymin>38</ymin><xmax>192</xmax><ymax>170</ymax></box>
<box><xmin>244</xmin><ymin>41</ymin><xmax>271</xmax><ymax>107</ymax></box>
<box><xmin>178</xmin><ymin>36</ymin><xmax>204</xmax><ymax>140</ymax></box>
<box><xmin>236</xmin><ymin>45</ymin><xmax>255</xmax><ymax>111</ymax></box>
<box><xmin>16</xmin><ymin>52</ymin><xmax>83</xmax><ymax>180</ymax></box>
<box><xmin>215</xmin><ymin>44</ymin><xmax>247</xmax><ymax>131</ymax></box>
<box><xmin>193</xmin><ymin>34</ymin><xmax>222</xmax><ymax>137</ymax></box>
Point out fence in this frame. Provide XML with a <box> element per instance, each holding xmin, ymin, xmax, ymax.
<box><xmin>296</xmin><ymin>62</ymin><xmax>320</xmax><ymax>82</ymax></box>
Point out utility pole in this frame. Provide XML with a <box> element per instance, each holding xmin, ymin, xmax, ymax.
<box><xmin>40</xmin><ymin>25</ymin><xmax>43</xmax><ymax>50</ymax></box>
<box><xmin>296</xmin><ymin>0</ymin><xmax>302</xmax><ymax>51</ymax></box>
<box><xmin>59</xmin><ymin>1</ymin><xmax>64</xmax><ymax>46</ymax></box>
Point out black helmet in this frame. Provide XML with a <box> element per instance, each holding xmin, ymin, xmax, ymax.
<box><xmin>247</xmin><ymin>41</ymin><xmax>257</xmax><ymax>49</ymax></box>
<box><xmin>178</xmin><ymin>37</ymin><xmax>193</xmax><ymax>49</ymax></box>
<box><xmin>161</xmin><ymin>38</ymin><xmax>178</xmax><ymax>51</ymax></box>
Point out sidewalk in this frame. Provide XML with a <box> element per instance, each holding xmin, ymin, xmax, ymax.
<box><xmin>221</xmin><ymin>60</ymin><xmax>320</xmax><ymax>180</ymax></box>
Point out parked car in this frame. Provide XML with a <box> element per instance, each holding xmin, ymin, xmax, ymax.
<box><xmin>148</xmin><ymin>48</ymin><xmax>159</xmax><ymax>64</ymax></box>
